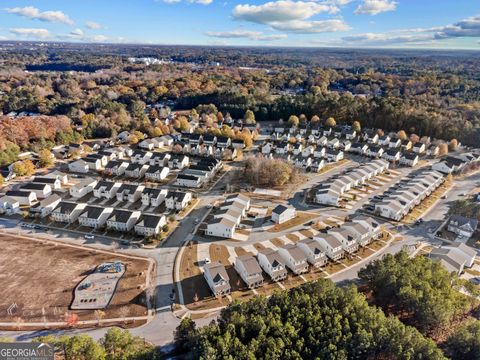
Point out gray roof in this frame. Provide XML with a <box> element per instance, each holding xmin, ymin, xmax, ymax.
<box><xmin>108</xmin><ymin>209</ymin><xmax>134</xmax><ymax>223</ymax></box>
<box><xmin>236</xmin><ymin>255</ymin><xmax>262</xmax><ymax>274</ymax></box>
<box><xmin>136</xmin><ymin>214</ymin><xmax>164</xmax><ymax>228</ymax></box>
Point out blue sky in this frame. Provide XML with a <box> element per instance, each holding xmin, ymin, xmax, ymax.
<box><xmin>1</xmin><ymin>0</ymin><xmax>479</xmax><ymax>48</ymax></box>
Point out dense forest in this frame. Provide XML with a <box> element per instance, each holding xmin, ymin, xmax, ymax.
<box><xmin>0</xmin><ymin>42</ymin><xmax>479</xmax><ymax>162</ymax></box>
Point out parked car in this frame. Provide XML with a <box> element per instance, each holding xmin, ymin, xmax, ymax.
<box><xmin>84</xmin><ymin>234</ymin><xmax>95</xmax><ymax>240</ymax></box>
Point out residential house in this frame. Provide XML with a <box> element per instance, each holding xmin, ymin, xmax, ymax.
<box><xmin>413</xmin><ymin>142</ymin><xmax>426</xmax><ymax>154</ymax></box>
<box><xmin>116</xmin><ymin>184</ymin><xmax>144</xmax><ymax>203</ymax></box>
<box><xmin>262</xmin><ymin>143</ymin><xmax>273</xmax><ymax>155</ymax></box>
<box><xmin>165</xmin><ymin>191</ymin><xmax>192</xmax><ymax>211</ymax></box>
<box><xmin>378</xmin><ymin>135</ymin><xmax>391</xmax><ymax>146</ymax></box>
<box><xmin>326</xmin><ymin>149</ymin><xmax>344</xmax><ymax>162</ymax></box>
<box><xmin>314</xmin><ymin>234</ymin><xmax>344</xmax><ymax>261</ymax></box>
<box><xmin>216</xmin><ymin>137</ymin><xmax>231</xmax><ymax>148</ymax></box>
<box><xmin>232</xmin><ymin>139</ymin><xmax>245</xmax><ymax>149</ymax></box>
<box><xmin>313</xmin><ymin>146</ymin><xmax>326</xmax><ymax>158</ymax></box>
<box><xmin>297</xmin><ymin>238</ymin><xmax>327</xmax><ymax>268</ymax></box>
<box><xmin>70</xmin><ymin>177</ymin><xmax>98</xmax><ymax>198</ymax></box>
<box><xmin>141</xmin><ymin>187</ymin><xmax>168</xmax><ymax>207</ymax></box>
<box><xmin>400</xmin><ymin>152</ymin><xmax>419</xmax><ymax>167</ymax></box>
<box><xmin>45</xmin><ymin>170</ymin><xmax>69</xmax><ymax>185</ymax></box>
<box><xmin>131</xmin><ymin>150</ymin><xmax>152</xmax><ymax>165</ymax></box>
<box><xmin>125</xmin><ymin>163</ymin><xmax>149</xmax><ymax>179</ymax></box>
<box><xmin>168</xmin><ymin>154</ymin><xmax>189</xmax><ymax>169</ymax></box>
<box><xmin>78</xmin><ymin>206</ymin><xmax>113</xmax><ymax>229</ymax></box>
<box><xmin>257</xmin><ymin>248</ymin><xmax>288</xmax><ymax>281</ymax></box>
<box><xmin>106</xmin><ymin>209</ymin><xmax>141</xmax><ymax>232</ymax></box>
<box><xmin>68</xmin><ymin>159</ymin><xmax>89</xmax><ymax>173</ymax></box>
<box><xmin>388</xmin><ymin>138</ymin><xmax>402</xmax><ymax>148</ymax></box>
<box><xmin>327</xmin><ymin>138</ymin><xmax>340</xmax><ymax>149</ymax></box>
<box><xmin>329</xmin><ymin>227</ymin><xmax>359</xmax><ymax>254</ymax></box>
<box><xmin>0</xmin><ymin>196</ymin><xmax>20</xmax><ymax>215</ymax></box>
<box><xmin>366</xmin><ymin>146</ymin><xmax>384</xmax><ymax>158</ymax></box>
<box><xmin>278</xmin><ymin>244</ymin><xmax>309</xmax><ymax>275</ymax></box>
<box><xmin>204</xmin><ymin>262</ymin><xmax>231</xmax><ymax>296</ymax></box>
<box><xmin>32</xmin><ymin>176</ymin><xmax>62</xmax><ymax>190</ymax></box>
<box><xmin>149</xmin><ymin>152</ymin><xmax>171</xmax><ymax>167</ymax></box>
<box><xmin>21</xmin><ymin>183</ymin><xmax>52</xmax><ymax>199</ymax></box>
<box><xmin>29</xmin><ymin>194</ymin><xmax>61</xmax><ymax>218</ymax></box>
<box><xmin>175</xmin><ymin>174</ymin><xmax>203</xmax><ymax>188</ymax></box>
<box><xmin>86</xmin><ymin>153</ymin><xmax>108</xmax><ymax>167</ymax></box>
<box><xmin>145</xmin><ymin>166</ymin><xmax>170</xmax><ymax>182</ymax></box>
<box><xmin>104</xmin><ymin>161</ymin><xmax>129</xmax><ymax>176</ymax></box>
<box><xmin>206</xmin><ymin>217</ymin><xmax>236</xmax><ymax>238</ymax></box>
<box><xmin>350</xmin><ymin>142</ymin><xmax>368</xmax><ymax>155</ymax></box>
<box><xmin>271</xmin><ymin>204</ymin><xmax>296</xmax><ymax>224</ymax></box>
<box><xmin>83</xmin><ymin>157</ymin><xmax>103</xmax><ymax>171</ymax></box>
<box><xmin>93</xmin><ymin>181</ymin><xmax>121</xmax><ymax>199</ymax></box>
<box><xmin>382</xmin><ymin>148</ymin><xmax>401</xmax><ymax>162</ymax></box>
<box><xmin>427</xmin><ymin>144</ymin><xmax>440</xmax><ymax>157</ymax></box>
<box><xmin>134</xmin><ymin>214</ymin><xmax>167</xmax><ymax>237</ymax></box>
<box><xmin>447</xmin><ymin>215</ymin><xmax>478</xmax><ymax>239</ymax></box>
<box><xmin>234</xmin><ymin>255</ymin><xmax>264</xmax><ymax>289</ymax></box>
<box><xmin>50</xmin><ymin>202</ymin><xmax>86</xmax><ymax>224</ymax></box>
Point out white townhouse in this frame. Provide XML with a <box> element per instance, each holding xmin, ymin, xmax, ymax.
<box><xmin>83</xmin><ymin>157</ymin><xmax>103</xmax><ymax>171</ymax></box>
<box><xmin>131</xmin><ymin>150</ymin><xmax>153</xmax><ymax>165</ymax></box>
<box><xmin>168</xmin><ymin>154</ymin><xmax>189</xmax><ymax>170</ymax></box>
<box><xmin>278</xmin><ymin>244</ymin><xmax>309</xmax><ymax>275</ymax></box>
<box><xmin>32</xmin><ymin>176</ymin><xmax>62</xmax><ymax>190</ymax></box>
<box><xmin>382</xmin><ymin>148</ymin><xmax>401</xmax><ymax>162</ymax></box>
<box><xmin>69</xmin><ymin>177</ymin><xmax>98</xmax><ymax>198</ymax></box>
<box><xmin>204</xmin><ymin>262</ymin><xmax>231</xmax><ymax>296</ymax></box>
<box><xmin>103</xmin><ymin>160</ymin><xmax>129</xmax><ymax>176</ymax></box>
<box><xmin>314</xmin><ymin>234</ymin><xmax>345</xmax><ymax>261</ymax></box>
<box><xmin>400</xmin><ymin>153</ymin><xmax>419</xmax><ymax>167</ymax></box>
<box><xmin>93</xmin><ymin>181</ymin><xmax>121</xmax><ymax>199</ymax></box>
<box><xmin>149</xmin><ymin>152</ymin><xmax>171</xmax><ymax>167</ymax></box>
<box><xmin>78</xmin><ymin>206</ymin><xmax>113</xmax><ymax>229</ymax></box>
<box><xmin>297</xmin><ymin>238</ymin><xmax>327</xmax><ymax>268</ymax></box>
<box><xmin>271</xmin><ymin>204</ymin><xmax>296</xmax><ymax>224</ymax></box>
<box><xmin>165</xmin><ymin>191</ymin><xmax>192</xmax><ymax>211</ymax></box>
<box><xmin>313</xmin><ymin>146</ymin><xmax>326</xmax><ymax>158</ymax></box>
<box><xmin>256</xmin><ymin>248</ymin><xmax>288</xmax><ymax>282</ymax></box>
<box><xmin>327</xmin><ymin>138</ymin><xmax>340</xmax><ymax>149</ymax></box>
<box><xmin>329</xmin><ymin>227</ymin><xmax>359</xmax><ymax>254</ymax></box>
<box><xmin>175</xmin><ymin>174</ymin><xmax>203</xmax><ymax>188</ymax></box>
<box><xmin>21</xmin><ymin>183</ymin><xmax>52</xmax><ymax>199</ymax></box>
<box><xmin>116</xmin><ymin>184</ymin><xmax>144</xmax><ymax>203</ymax></box>
<box><xmin>350</xmin><ymin>142</ymin><xmax>368</xmax><ymax>155</ymax></box>
<box><xmin>388</xmin><ymin>138</ymin><xmax>402</xmax><ymax>148</ymax></box>
<box><xmin>0</xmin><ymin>196</ymin><xmax>20</xmax><ymax>215</ymax></box>
<box><xmin>206</xmin><ymin>217</ymin><xmax>236</xmax><ymax>238</ymax></box>
<box><xmin>68</xmin><ymin>159</ymin><xmax>89</xmax><ymax>173</ymax></box>
<box><xmin>29</xmin><ymin>194</ymin><xmax>61</xmax><ymax>218</ymax></box>
<box><xmin>50</xmin><ymin>202</ymin><xmax>86</xmax><ymax>224</ymax></box>
<box><xmin>413</xmin><ymin>142</ymin><xmax>426</xmax><ymax>154</ymax></box>
<box><xmin>106</xmin><ymin>209</ymin><xmax>141</xmax><ymax>232</ymax></box>
<box><xmin>45</xmin><ymin>171</ymin><xmax>69</xmax><ymax>185</ymax></box>
<box><xmin>326</xmin><ymin>149</ymin><xmax>344</xmax><ymax>162</ymax></box>
<box><xmin>134</xmin><ymin>214</ymin><xmax>167</xmax><ymax>237</ymax></box>
<box><xmin>141</xmin><ymin>187</ymin><xmax>168</xmax><ymax>207</ymax></box>
<box><xmin>125</xmin><ymin>163</ymin><xmax>149</xmax><ymax>179</ymax></box>
<box><xmin>146</xmin><ymin>165</ymin><xmax>170</xmax><ymax>181</ymax></box>
<box><xmin>234</xmin><ymin>255</ymin><xmax>264</xmax><ymax>289</ymax></box>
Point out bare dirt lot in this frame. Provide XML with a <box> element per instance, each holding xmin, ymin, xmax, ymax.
<box><xmin>0</xmin><ymin>234</ymin><xmax>150</xmax><ymax>327</ymax></box>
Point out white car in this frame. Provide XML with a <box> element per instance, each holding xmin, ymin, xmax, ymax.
<box><xmin>203</xmin><ymin>257</ymin><xmax>211</xmax><ymax>265</ymax></box>
<box><xmin>84</xmin><ymin>234</ymin><xmax>95</xmax><ymax>240</ymax></box>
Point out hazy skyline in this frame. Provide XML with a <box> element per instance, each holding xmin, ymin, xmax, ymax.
<box><xmin>1</xmin><ymin>0</ymin><xmax>479</xmax><ymax>49</ymax></box>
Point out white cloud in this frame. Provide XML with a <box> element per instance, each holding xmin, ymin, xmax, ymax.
<box><xmin>70</xmin><ymin>28</ymin><xmax>84</xmax><ymax>38</ymax></box>
<box><xmin>5</xmin><ymin>6</ymin><xmax>74</xmax><ymax>25</ymax></box>
<box><xmin>206</xmin><ymin>29</ymin><xmax>287</xmax><ymax>40</ymax></box>
<box><xmin>10</xmin><ymin>28</ymin><xmax>51</xmax><ymax>38</ymax></box>
<box><xmin>354</xmin><ymin>0</ymin><xmax>397</xmax><ymax>15</ymax></box>
<box><xmin>232</xmin><ymin>1</ymin><xmax>349</xmax><ymax>33</ymax></box>
<box><xmin>233</xmin><ymin>1</ymin><xmax>338</xmax><ymax>24</ymax></box>
<box><xmin>272</xmin><ymin>19</ymin><xmax>350</xmax><ymax>33</ymax></box>
<box><xmin>90</xmin><ymin>35</ymin><xmax>109</xmax><ymax>42</ymax></box>
<box><xmin>339</xmin><ymin>15</ymin><xmax>480</xmax><ymax>47</ymax></box>
<box><xmin>85</xmin><ymin>21</ymin><xmax>103</xmax><ymax>29</ymax></box>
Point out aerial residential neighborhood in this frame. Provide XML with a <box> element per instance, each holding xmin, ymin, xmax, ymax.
<box><xmin>0</xmin><ymin>1</ymin><xmax>480</xmax><ymax>358</ymax></box>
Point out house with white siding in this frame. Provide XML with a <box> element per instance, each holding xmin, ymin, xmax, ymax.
<box><xmin>21</xmin><ymin>183</ymin><xmax>52</xmax><ymax>199</ymax></box>
<box><xmin>104</xmin><ymin>161</ymin><xmax>129</xmax><ymax>176</ymax></box>
<box><xmin>278</xmin><ymin>244</ymin><xmax>309</xmax><ymax>275</ymax></box>
<box><xmin>116</xmin><ymin>184</ymin><xmax>144</xmax><ymax>203</ymax></box>
<box><xmin>78</xmin><ymin>206</ymin><xmax>113</xmax><ymax>229</ymax></box>
<box><xmin>93</xmin><ymin>181</ymin><xmax>121</xmax><ymax>199</ymax></box>
<box><xmin>106</xmin><ymin>209</ymin><xmax>141</xmax><ymax>232</ymax></box>
<box><xmin>314</xmin><ymin>234</ymin><xmax>344</xmax><ymax>261</ymax></box>
<box><xmin>70</xmin><ymin>177</ymin><xmax>98</xmax><ymax>198</ymax></box>
<box><xmin>204</xmin><ymin>262</ymin><xmax>231</xmax><ymax>296</ymax></box>
<box><xmin>234</xmin><ymin>255</ymin><xmax>264</xmax><ymax>289</ymax></box>
<box><xmin>51</xmin><ymin>202</ymin><xmax>86</xmax><ymax>224</ymax></box>
<box><xmin>134</xmin><ymin>214</ymin><xmax>167</xmax><ymax>237</ymax></box>
<box><xmin>141</xmin><ymin>187</ymin><xmax>168</xmax><ymax>207</ymax></box>
<box><xmin>145</xmin><ymin>166</ymin><xmax>170</xmax><ymax>182</ymax></box>
<box><xmin>297</xmin><ymin>238</ymin><xmax>327</xmax><ymax>268</ymax></box>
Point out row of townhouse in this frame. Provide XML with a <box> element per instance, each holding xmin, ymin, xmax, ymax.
<box><xmin>206</xmin><ymin>216</ymin><xmax>382</xmax><ymax>295</ymax></box>
<box><xmin>205</xmin><ymin>194</ymin><xmax>250</xmax><ymax>238</ymax></box>
<box><xmin>432</xmin><ymin>152</ymin><xmax>480</xmax><ymax>174</ymax></box>
<box><xmin>315</xmin><ymin>159</ymin><xmax>390</xmax><ymax>206</ymax></box>
<box><xmin>262</xmin><ymin>139</ymin><xmax>350</xmax><ymax>157</ymax></box>
<box><xmin>349</xmin><ymin>142</ymin><xmax>421</xmax><ymax>167</ymax></box>
<box><xmin>175</xmin><ymin>157</ymin><xmax>222</xmax><ymax>188</ymax></box>
<box><xmin>50</xmin><ymin>202</ymin><xmax>166</xmax><ymax>237</ymax></box>
<box><xmin>0</xmin><ymin>171</ymin><xmax>69</xmax><ymax>213</ymax></box>
<box><xmin>374</xmin><ymin>170</ymin><xmax>445</xmax><ymax>221</ymax></box>
<box><xmin>181</xmin><ymin>133</ymin><xmax>246</xmax><ymax>150</ymax></box>
<box><xmin>138</xmin><ymin>135</ymin><xmax>175</xmax><ymax>150</ymax></box>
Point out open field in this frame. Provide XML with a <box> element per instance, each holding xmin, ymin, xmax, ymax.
<box><xmin>0</xmin><ymin>234</ymin><xmax>150</xmax><ymax>327</ymax></box>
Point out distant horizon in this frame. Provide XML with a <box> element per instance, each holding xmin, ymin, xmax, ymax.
<box><xmin>3</xmin><ymin>39</ymin><xmax>480</xmax><ymax>53</ymax></box>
